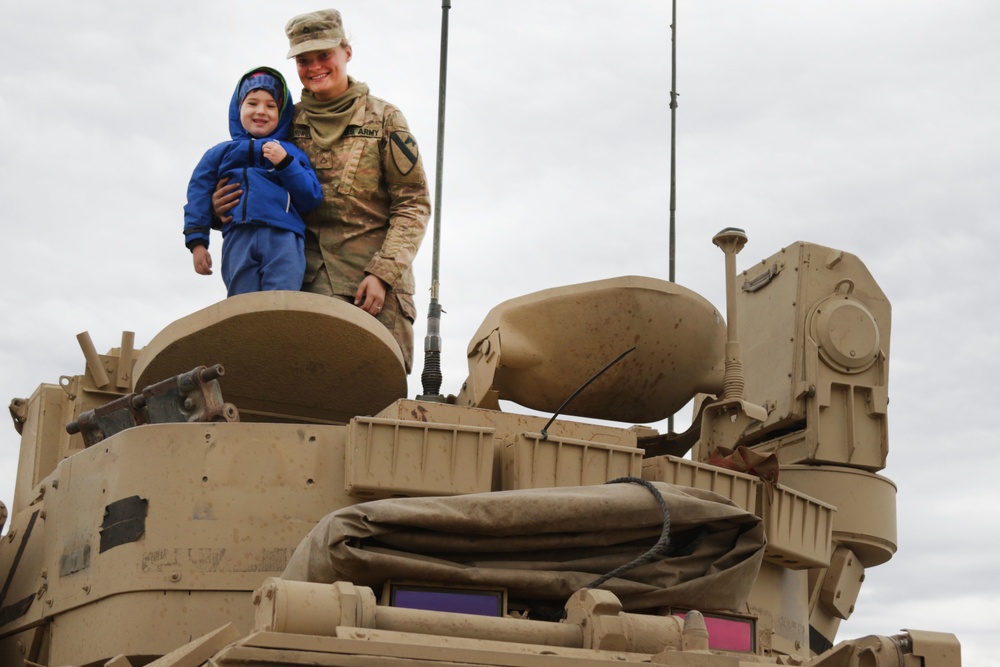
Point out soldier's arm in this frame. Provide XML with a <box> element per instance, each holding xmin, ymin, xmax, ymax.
<box><xmin>365</xmin><ymin>108</ymin><xmax>430</xmax><ymax>289</ymax></box>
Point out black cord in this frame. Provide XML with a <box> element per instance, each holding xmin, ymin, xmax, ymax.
<box><xmin>582</xmin><ymin>477</ymin><xmax>672</xmax><ymax>590</ymax></box>
<box><xmin>540</xmin><ymin>347</ymin><xmax>636</xmax><ymax>439</ymax></box>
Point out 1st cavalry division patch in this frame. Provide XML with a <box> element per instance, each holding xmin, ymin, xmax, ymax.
<box><xmin>389</xmin><ymin>131</ymin><xmax>419</xmax><ymax>176</ymax></box>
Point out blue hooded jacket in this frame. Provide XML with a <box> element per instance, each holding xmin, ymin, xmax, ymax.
<box><xmin>183</xmin><ymin>67</ymin><xmax>322</xmax><ymax>250</ymax></box>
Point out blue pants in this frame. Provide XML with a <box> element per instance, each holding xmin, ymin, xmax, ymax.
<box><xmin>220</xmin><ymin>225</ymin><xmax>305</xmax><ymax>297</ymax></box>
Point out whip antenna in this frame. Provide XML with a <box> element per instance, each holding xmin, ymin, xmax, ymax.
<box><xmin>668</xmin><ymin>0</ymin><xmax>678</xmax><ymax>285</ymax></box>
<box><xmin>667</xmin><ymin>0</ymin><xmax>679</xmax><ymax>432</ymax></box>
<box><xmin>419</xmin><ymin>0</ymin><xmax>451</xmax><ymax>400</ymax></box>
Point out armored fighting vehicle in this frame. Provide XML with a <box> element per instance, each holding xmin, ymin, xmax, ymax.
<box><xmin>0</xmin><ymin>229</ymin><xmax>961</xmax><ymax>666</ymax></box>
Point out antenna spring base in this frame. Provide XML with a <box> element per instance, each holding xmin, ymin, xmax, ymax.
<box><xmin>419</xmin><ymin>350</ymin><xmax>443</xmax><ymax>399</ymax></box>
<box><xmin>722</xmin><ymin>357</ymin><xmax>746</xmax><ymax>401</ymax></box>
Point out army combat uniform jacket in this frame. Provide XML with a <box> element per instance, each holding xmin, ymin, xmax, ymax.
<box><xmin>292</xmin><ymin>85</ymin><xmax>430</xmax><ymax>370</ymax></box>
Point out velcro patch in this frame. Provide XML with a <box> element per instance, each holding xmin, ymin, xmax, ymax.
<box><xmin>99</xmin><ymin>496</ymin><xmax>149</xmax><ymax>553</ymax></box>
<box><xmin>389</xmin><ymin>131</ymin><xmax>419</xmax><ymax>176</ymax></box>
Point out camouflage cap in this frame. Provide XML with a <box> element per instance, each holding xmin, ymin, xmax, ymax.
<box><xmin>285</xmin><ymin>9</ymin><xmax>346</xmax><ymax>59</ymax></box>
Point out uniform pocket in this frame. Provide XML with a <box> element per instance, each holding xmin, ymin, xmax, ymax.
<box><xmin>337</xmin><ymin>136</ymin><xmax>382</xmax><ymax>196</ymax></box>
<box><xmin>395</xmin><ymin>292</ymin><xmax>417</xmax><ymax>324</ymax></box>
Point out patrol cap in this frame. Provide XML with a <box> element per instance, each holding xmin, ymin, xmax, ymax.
<box><xmin>285</xmin><ymin>9</ymin><xmax>346</xmax><ymax>59</ymax></box>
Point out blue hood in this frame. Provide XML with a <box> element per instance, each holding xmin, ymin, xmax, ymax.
<box><xmin>184</xmin><ymin>65</ymin><xmax>322</xmax><ymax>252</ymax></box>
<box><xmin>228</xmin><ymin>66</ymin><xmax>295</xmax><ymax>141</ymax></box>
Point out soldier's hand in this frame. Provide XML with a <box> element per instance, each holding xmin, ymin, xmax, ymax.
<box><xmin>212</xmin><ymin>178</ymin><xmax>242</xmax><ymax>223</ymax></box>
<box><xmin>193</xmin><ymin>246</ymin><xmax>213</xmax><ymax>275</ymax></box>
<box><xmin>355</xmin><ymin>274</ymin><xmax>388</xmax><ymax>317</ymax></box>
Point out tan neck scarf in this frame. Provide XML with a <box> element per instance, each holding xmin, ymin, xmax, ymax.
<box><xmin>297</xmin><ymin>77</ymin><xmax>369</xmax><ymax>150</ymax></box>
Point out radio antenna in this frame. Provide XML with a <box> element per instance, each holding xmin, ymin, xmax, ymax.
<box><xmin>418</xmin><ymin>0</ymin><xmax>451</xmax><ymax>400</ymax></box>
<box><xmin>667</xmin><ymin>0</ymin><xmax>679</xmax><ymax>432</ymax></box>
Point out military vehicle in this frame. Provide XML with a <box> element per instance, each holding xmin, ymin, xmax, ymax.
<box><xmin>0</xmin><ymin>226</ymin><xmax>961</xmax><ymax>666</ymax></box>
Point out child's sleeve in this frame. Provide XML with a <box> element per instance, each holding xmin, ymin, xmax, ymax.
<box><xmin>183</xmin><ymin>145</ymin><xmax>226</xmax><ymax>249</ymax></box>
<box><xmin>274</xmin><ymin>144</ymin><xmax>324</xmax><ymax>215</ymax></box>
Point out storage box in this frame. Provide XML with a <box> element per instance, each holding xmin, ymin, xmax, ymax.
<box><xmin>502</xmin><ymin>432</ymin><xmax>642</xmax><ymax>490</ymax></box>
<box><xmin>760</xmin><ymin>483</ymin><xmax>835</xmax><ymax>569</ymax></box>
<box><xmin>345</xmin><ymin>417</ymin><xmax>495</xmax><ymax>498</ymax></box>
<box><xmin>643</xmin><ymin>455</ymin><xmax>834</xmax><ymax>570</ymax></box>
<box><xmin>642</xmin><ymin>455</ymin><xmax>758</xmax><ymax>512</ymax></box>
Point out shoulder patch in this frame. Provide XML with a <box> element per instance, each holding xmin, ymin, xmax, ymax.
<box><xmin>389</xmin><ymin>131</ymin><xmax>419</xmax><ymax>176</ymax></box>
<box><xmin>344</xmin><ymin>124</ymin><xmax>381</xmax><ymax>139</ymax></box>
<box><xmin>292</xmin><ymin>126</ymin><xmax>311</xmax><ymax>139</ymax></box>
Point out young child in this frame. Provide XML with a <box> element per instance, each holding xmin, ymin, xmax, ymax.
<box><xmin>184</xmin><ymin>67</ymin><xmax>322</xmax><ymax>296</ymax></box>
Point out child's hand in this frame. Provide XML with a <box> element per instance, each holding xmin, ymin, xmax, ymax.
<box><xmin>262</xmin><ymin>141</ymin><xmax>288</xmax><ymax>166</ymax></box>
<box><xmin>193</xmin><ymin>245</ymin><xmax>213</xmax><ymax>275</ymax></box>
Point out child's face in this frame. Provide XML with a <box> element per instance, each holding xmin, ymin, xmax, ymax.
<box><xmin>240</xmin><ymin>89</ymin><xmax>280</xmax><ymax>138</ymax></box>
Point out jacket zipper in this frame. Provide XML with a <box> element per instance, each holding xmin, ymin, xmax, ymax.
<box><xmin>241</xmin><ymin>139</ymin><xmax>254</xmax><ymax>221</ymax></box>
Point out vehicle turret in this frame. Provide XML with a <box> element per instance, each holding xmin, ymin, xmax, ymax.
<box><xmin>0</xmin><ymin>230</ymin><xmax>959</xmax><ymax>667</ymax></box>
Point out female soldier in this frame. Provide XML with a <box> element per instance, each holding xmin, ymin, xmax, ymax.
<box><xmin>216</xmin><ymin>9</ymin><xmax>430</xmax><ymax>373</ymax></box>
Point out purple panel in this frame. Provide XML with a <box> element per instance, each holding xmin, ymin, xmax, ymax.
<box><xmin>392</xmin><ymin>588</ymin><xmax>502</xmax><ymax>617</ymax></box>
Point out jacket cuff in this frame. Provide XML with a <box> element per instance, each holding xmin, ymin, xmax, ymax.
<box><xmin>364</xmin><ymin>256</ymin><xmax>402</xmax><ymax>289</ymax></box>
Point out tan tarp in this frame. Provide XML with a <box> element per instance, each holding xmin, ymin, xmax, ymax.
<box><xmin>283</xmin><ymin>481</ymin><xmax>765</xmax><ymax>612</ymax></box>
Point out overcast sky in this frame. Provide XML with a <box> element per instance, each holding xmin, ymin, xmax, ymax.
<box><xmin>2</xmin><ymin>1</ymin><xmax>998</xmax><ymax>663</ymax></box>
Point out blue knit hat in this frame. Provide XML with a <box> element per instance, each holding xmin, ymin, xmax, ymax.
<box><xmin>238</xmin><ymin>71</ymin><xmax>284</xmax><ymax>109</ymax></box>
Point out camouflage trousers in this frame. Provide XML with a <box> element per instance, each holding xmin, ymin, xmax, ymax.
<box><xmin>302</xmin><ymin>265</ymin><xmax>415</xmax><ymax>374</ymax></box>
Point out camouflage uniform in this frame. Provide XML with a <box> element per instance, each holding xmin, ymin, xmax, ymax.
<box><xmin>291</xmin><ymin>86</ymin><xmax>430</xmax><ymax>372</ymax></box>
